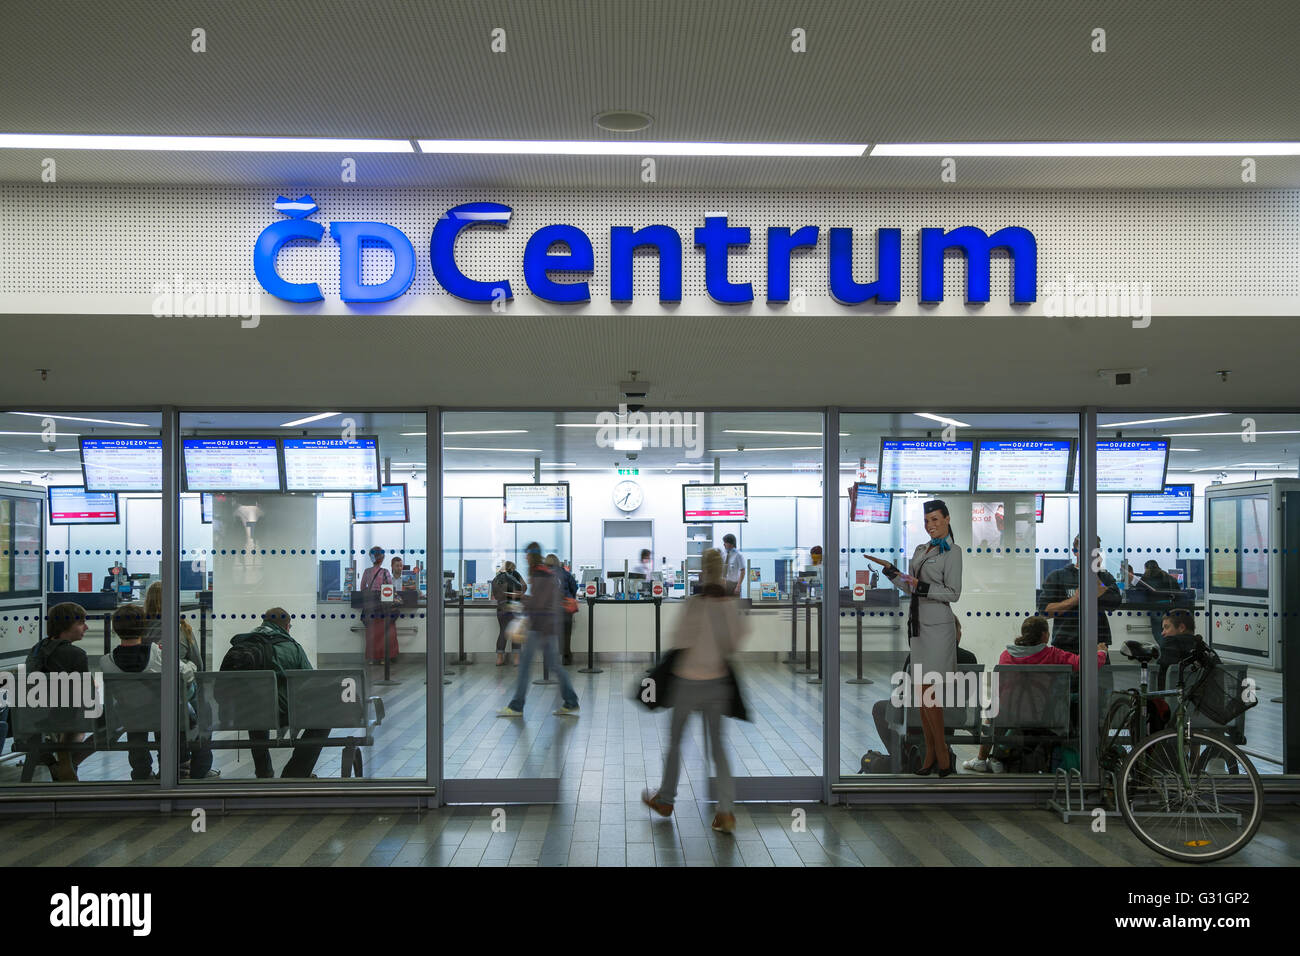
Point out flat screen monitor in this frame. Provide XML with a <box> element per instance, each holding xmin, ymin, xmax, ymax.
<box><xmin>182</xmin><ymin>437</ymin><xmax>282</xmax><ymax>492</ymax></box>
<box><xmin>503</xmin><ymin>483</ymin><xmax>571</xmax><ymax>523</ymax></box>
<box><xmin>975</xmin><ymin>439</ymin><xmax>1074</xmax><ymax>492</ymax></box>
<box><xmin>682</xmin><ymin>483</ymin><xmax>748</xmax><ymax>522</ymax></box>
<box><xmin>877</xmin><ymin>440</ymin><xmax>974</xmax><ymax>493</ymax></box>
<box><xmin>48</xmin><ymin>486</ymin><xmax>119</xmax><ymax>525</ymax></box>
<box><xmin>282</xmin><ymin>436</ymin><xmax>381</xmax><ymax>492</ymax></box>
<box><xmin>200</xmin><ymin>493</ymin><xmax>214</xmax><ymax>524</ymax></box>
<box><xmin>352</xmin><ymin>483</ymin><xmax>410</xmax><ymax>524</ymax></box>
<box><xmin>1127</xmin><ymin>484</ymin><xmax>1194</xmax><ymax>523</ymax></box>
<box><xmin>849</xmin><ymin>482</ymin><xmax>892</xmax><ymax>523</ymax></box>
<box><xmin>1074</xmin><ymin>439</ymin><xmax>1170</xmax><ymax>493</ymax></box>
<box><xmin>79</xmin><ymin>437</ymin><xmax>163</xmax><ymax>492</ymax></box>
<box><xmin>1035</xmin><ymin>493</ymin><xmax>1044</xmax><ymax>523</ymax></box>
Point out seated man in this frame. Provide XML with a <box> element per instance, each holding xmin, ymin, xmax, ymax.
<box><xmin>25</xmin><ymin>602</ymin><xmax>92</xmax><ymax>781</ymax></box>
<box><xmin>1156</xmin><ymin>607</ymin><xmax>1200</xmax><ymax>691</ymax></box>
<box><xmin>101</xmin><ymin>604</ymin><xmax>216</xmax><ymax>780</ymax></box>
<box><xmin>230</xmin><ymin>608</ymin><xmax>329</xmax><ymax>779</ymax></box>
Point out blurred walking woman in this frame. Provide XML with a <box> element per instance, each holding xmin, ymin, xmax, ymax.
<box><xmin>880</xmin><ymin>499</ymin><xmax>962</xmax><ymax>776</ymax></box>
<box><xmin>642</xmin><ymin>548</ymin><xmax>748</xmax><ymax>834</ymax></box>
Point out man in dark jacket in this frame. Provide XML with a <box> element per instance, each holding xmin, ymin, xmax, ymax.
<box><xmin>235</xmin><ymin>608</ymin><xmax>328</xmax><ymax>778</ymax></box>
<box><xmin>1037</xmin><ymin>535</ymin><xmax>1121</xmax><ymax>652</ymax></box>
<box><xmin>499</xmin><ymin>544</ymin><xmax>579</xmax><ymax>717</ymax></box>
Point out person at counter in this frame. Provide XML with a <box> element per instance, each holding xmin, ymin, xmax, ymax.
<box><xmin>1037</xmin><ymin>535</ymin><xmax>1120</xmax><ymax>652</ymax></box>
<box><xmin>360</xmin><ymin>546</ymin><xmax>399</xmax><ymax>664</ymax></box>
<box><xmin>868</xmin><ymin>499</ymin><xmax>963</xmax><ymax>777</ymax></box>
<box><xmin>634</xmin><ymin>549</ymin><xmax>654</xmax><ymax>579</ymax></box>
<box><xmin>722</xmin><ymin>534</ymin><xmax>744</xmax><ymax>596</ymax></box>
<box><xmin>546</xmin><ymin>554</ymin><xmax>580</xmax><ymax>666</ymax></box>
<box><xmin>102</xmin><ymin>563</ymin><xmax>126</xmax><ymax>593</ymax></box>
<box><xmin>492</xmin><ymin>560</ymin><xmax>525</xmax><ymax>667</ymax></box>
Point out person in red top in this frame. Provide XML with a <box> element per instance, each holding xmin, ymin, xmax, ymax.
<box><xmin>359</xmin><ymin>546</ymin><xmax>398</xmax><ymax>664</ymax></box>
<box><xmin>963</xmin><ymin>616</ymin><xmax>1106</xmax><ymax>773</ymax></box>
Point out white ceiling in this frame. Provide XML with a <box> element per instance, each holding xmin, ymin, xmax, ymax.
<box><xmin>1</xmin><ymin>0</ymin><xmax>1299</xmax><ymax>189</ymax></box>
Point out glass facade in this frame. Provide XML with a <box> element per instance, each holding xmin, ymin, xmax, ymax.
<box><xmin>1</xmin><ymin>408</ymin><xmax>1295</xmax><ymax>798</ymax></box>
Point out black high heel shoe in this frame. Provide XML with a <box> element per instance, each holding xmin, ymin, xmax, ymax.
<box><xmin>914</xmin><ymin>755</ymin><xmax>936</xmax><ymax>776</ymax></box>
<box><xmin>936</xmin><ymin>747</ymin><xmax>957</xmax><ymax>778</ymax></box>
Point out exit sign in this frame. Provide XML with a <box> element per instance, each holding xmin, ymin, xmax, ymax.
<box><xmin>617</xmin><ymin>468</ymin><xmax>638</xmax><ymax>475</ymax></box>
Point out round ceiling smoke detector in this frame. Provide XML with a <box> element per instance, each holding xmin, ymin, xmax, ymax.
<box><xmin>594</xmin><ymin>110</ymin><xmax>653</xmax><ymax>133</ymax></box>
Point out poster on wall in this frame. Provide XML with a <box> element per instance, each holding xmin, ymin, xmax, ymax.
<box><xmin>971</xmin><ymin>501</ymin><xmax>1005</xmax><ymax>549</ymax></box>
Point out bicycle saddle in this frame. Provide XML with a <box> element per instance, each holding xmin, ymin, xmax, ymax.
<box><xmin>1120</xmin><ymin>640</ymin><xmax>1160</xmax><ymax>664</ymax></box>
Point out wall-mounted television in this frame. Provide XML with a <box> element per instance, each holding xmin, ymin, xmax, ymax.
<box><xmin>282</xmin><ymin>436</ymin><xmax>381</xmax><ymax>492</ymax></box>
<box><xmin>79</xmin><ymin>436</ymin><xmax>163</xmax><ymax>492</ymax></box>
<box><xmin>182</xmin><ymin>437</ymin><xmax>283</xmax><ymax>492</ymax></box>
<box><xmin>503</xmin><ymin>483</ymin><xmax>571</xmax><ymax>523</ymax></box>
<box><xmin>877</xmin><ymin>440</ymin><xmax>974</xmax><ymax>493</ymax></box>
<box><xmin>1074</xmin><ymin>439</ymin><xmax>1170</xmax><ymax>493</ymax></box>
<box><xmin>352</xmin><ymin>483</ymin><xmax>410</xmax><ymax>524</ymax></box>
<box><xmin>682</xmin><ymin>483</ymin><xmax>748</xmax><ymax>522</ymax></box>
<box><xmin>975</xmin><ymin>439</ymin><xmax>1074</xmax><ymax>492</ymax></box>
<box><xmin>1128</xmin><ymin>484</ymin><xmax>1194</xmax><ymax>523</ymax></box>
<box><xmin>849</xmin><ymin>482</ymin><xmax>892</xmax><ymax>523</ymax></box>
<box><xmin>48</xmin><ymin>485</ymin><xmax>120</xmax><ymax>525</ymax></box>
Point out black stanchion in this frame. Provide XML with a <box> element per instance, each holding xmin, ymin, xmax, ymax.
<box><xmin>456</xmin><ymin>592</ymin><xmax>474</xmax><ymax>665</ymax></box>
<box><xmin>796</xmin><ymin>598</ymin><xmax>817</xmax><ymax>674</ymax></box>
<box><xmin>653</xmin><ymin>597</ymin><xmax>662</xmax><ymax>665</ymax></box>
<box><xmin>846</xmin><ymin>605</ymin><xmax>873</xmax><ymax>684</ymax></box>
<box><xmin>579</xmin><ymin>597</ymin><xmax>602</xmax><ymax>674</ymax></box>
<box><xmin>374</xmin><ymin>606</ymin><xmax>400</xmax><ymax>686</ymax></box>
<box><xmin>807</xmin><ymin>600</ymin><xmax>823</xmax><ymax>684</ymax></box>
<box><xmin>784</xmin><ymin>586</ymin><xmax>798</xmax><ymax>665</ymax></box>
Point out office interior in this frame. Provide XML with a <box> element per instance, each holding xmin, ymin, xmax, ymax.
<box><xmin>0</xmin><ymin>406</ymin><xmax>1295</xmax><ymax>797</ymax></box>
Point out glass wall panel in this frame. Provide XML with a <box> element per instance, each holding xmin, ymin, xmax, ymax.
<box><xmin>839</xmin><ymin>413</ymin><xmax>1082</xmax><ymax>781</ymax></box>
<box><xmin>174</xmin><ymin>411</ymin><xmax>426</xmax><ymax>783</ymax></box>
<box><xmin>442</xmin><ymin>410</ymin><xmax>825</xmax><ymax>800</ymax></box>
<box><xmin>0</xmin><ymin>410</ymin><xmax>164</xmax><ymax>785</ymax></box>
<box><xmin>1104</xmin><ymin>410</ymin><xmax>1299</xmax><ymax>776</ymax></box>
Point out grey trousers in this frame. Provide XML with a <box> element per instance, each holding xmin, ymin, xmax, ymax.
<box><xmin>658</xmin><ymin>676</ymin><xmax>734</xmax><ymax>814</ymax></box>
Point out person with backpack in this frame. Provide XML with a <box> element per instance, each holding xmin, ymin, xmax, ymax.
<box><xmin>26</xmin><ymin>602</ymin><xmax>93</xmax><ymax>781</ymax></box>
<box><xmin>498</xmin><ymin>543</ymin><xmax>579</xmax><ymax>718</ymax></box>
<box><xmin>963</xmin><ymin>615</ymin><xmax>1107</xmax><ymax>772</ymax></box>
<box><xmin>359</xmin><ymin>546</ymin><xmax>399</xmax><ymax>664</ymax></box>
<box><xmin>491</xmin><ymin>560</ymin><xmax>525</xmax><ymax>666</ymax></box>
<box><xmin>222</xmin><ymin>608</ymin><xmax>328</xmax><ymax>779</ymax></box>
<box><xmin>101</xmin><ymin>603</ymin><xmax>216</xmax><ymax>780</ymax></box>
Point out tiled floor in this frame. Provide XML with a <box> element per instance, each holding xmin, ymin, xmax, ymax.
<box><xmin>1</xmin><ymin>803</ymin><xmax>1296</xmax><ymax>867</ymax></box>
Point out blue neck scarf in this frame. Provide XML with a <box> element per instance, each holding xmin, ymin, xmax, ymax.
<box><xmin>929</xmin><ymin>537</ymin><xmax>951</xmax><ymax>552</ymax></box>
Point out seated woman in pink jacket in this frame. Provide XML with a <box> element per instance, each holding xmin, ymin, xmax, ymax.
<box><xmin>963</xmin><ymin>615</ymin><xmax>1106</xmax><ymax>773</ymax></box>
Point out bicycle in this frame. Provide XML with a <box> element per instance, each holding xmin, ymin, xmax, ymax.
<box><xmin>1097</xmin><ymin>637</ymin><xmax>1262</xmax><ymax>863</ymax></box>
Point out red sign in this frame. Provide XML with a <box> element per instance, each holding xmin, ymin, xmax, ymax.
<box><xmin>380</xmin><ymin>584</ymin><xmax>395</xmax><ymax>602</ymax></box>
<box><xmin>651</xmin><ymin>582</ymin><xmax>664</xmax><ymax>598</ymax></box>
<box><xmin>585</xmin><ymin>582</ymin><xmax>598</xmax><ymax>598</ymax></box>
<box><xmin>852</xmin><ymin>583</ymin><xmax>866</xmax><ymax>602</ymax></box>
<box><xmin>77</xmin><ymin>573</ymin><xmax>93</xmax><ymax>592</ymax></box>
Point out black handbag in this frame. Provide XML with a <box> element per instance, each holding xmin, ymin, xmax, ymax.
<box><xmin>634</xmin><ymin>648</ymin><xmax>680</xmax><ymax>710</ymax></box>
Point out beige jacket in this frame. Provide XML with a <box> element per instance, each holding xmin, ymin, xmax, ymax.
<box><xmin>670</xmin><ymin>595</ymin><xmax>748</xmax><ymax>680</ymax></box>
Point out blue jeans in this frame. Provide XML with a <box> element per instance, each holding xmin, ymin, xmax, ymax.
<box><xmin>508</xmin><ymin>629</ymin><xmax>578</xmax><ymax>711</ymax></box>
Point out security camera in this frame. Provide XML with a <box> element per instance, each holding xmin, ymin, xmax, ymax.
<box><xmin>736</xmin><ymin>444</ymin><xmax>745</xmax><ymax>453</ymax></box>
<box><xmin>619</xmin><ymin>378</ymin><xmax>650</xmax><ymax>413</ymax></box>
<box><xmin>627</xmin><ymin>452</ymin><xmax>638</xmax><ymax>461</ymax></box>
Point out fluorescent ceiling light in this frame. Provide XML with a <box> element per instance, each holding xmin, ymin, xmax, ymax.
<box><xmin>0</xmin><ymin>430</ymin><xmax>79</xmax><ymax>436</ymax></box>
<box><xmin>441</xmin><ymin>430</ymin><xmax>528</xmax><ymax>436</ymax></box>
<box><xmin>913</xmin><ymin>413</ymin><xmax>970</xmax><ymax>428</ymax></box>
<box><xmin>1170</xmin><ymin>447</ymin><xmax>1202</xmax><ymax>452</ymax></box>
<box><xmin>443</xmin><ymin>446</ymin><xmax>543</xmax><ymax>453</ymax></box>
<box><xmin>11</xmin><ymin>412</ymin><xmax>149</xmax><ymax>427</ymax></box>
<box><xmin>613</xmin><ymin>439</ymin><xmax>643</xmax><ymax>451</ymax></box>
<box><xmin>1099</xmin><ymin>413</ymin><xmax>1229</xmax><ymax>428</ymax></box>
<box><xmin>871</xmin><ymin>142</ymin><xmax>1300</xmax><ymax>157</ymax></box>
<box><xmin>542</xmin><ymin>462</ymin><xmax>577</xmax><ymax>467</ymax></box>
<box><xmin>0</xmin><ymin>134</ymin><xmax>413</xmax><ymax>152</ymax></box>
<box><xmin>724</xmin><ymin>430</ymin><xmax>849</xmax><ymax>436</ymax></box>
<box><xmin>280</xmin><ymin>412</ymin><xmax>341</xmax><ymax>427</ymax></box>
<box><xmin>556</xmin><ymin>423</ymin><xmax>697</xmax><ymax>430</ymax></box>
<box><xmin>674</xmin><ymin>462</ymin><xmax>713</xmax><ymax>468</ymax></box>
<box><xmin>418</xmin><ymin>139</ymin><xmax>867</xmax><ymax>157</ymax></box>
<box><xmin>36</xmin><ymin>448</ymin><xmax>80</xmax><ymax>452</ymax></box>
<box><xmin>707</xmin><ymin>446</ymin><xmax>822</xmax><ymax>452</ymax></box>
<box><xmin>1166</xmin><ymin>430</ymin><xmax>1300</xmax><ymax>437</ymax></box>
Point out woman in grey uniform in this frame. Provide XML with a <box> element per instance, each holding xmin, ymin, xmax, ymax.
<box><xmin>877</xmin><ymin>499</ymin><xmax>963</xmax><ymax>776</ymax></box>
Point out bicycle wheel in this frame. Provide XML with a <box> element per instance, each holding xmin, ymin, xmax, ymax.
<box><xmin>1098</xmin><ymin>694</ymin><xmax>1138</xmax><ymax>806</ymax></box>
<box><xmin>1118</xmin><ymin>730</ymin><xmax>1263</xmax><ymax>863</ymax></box>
